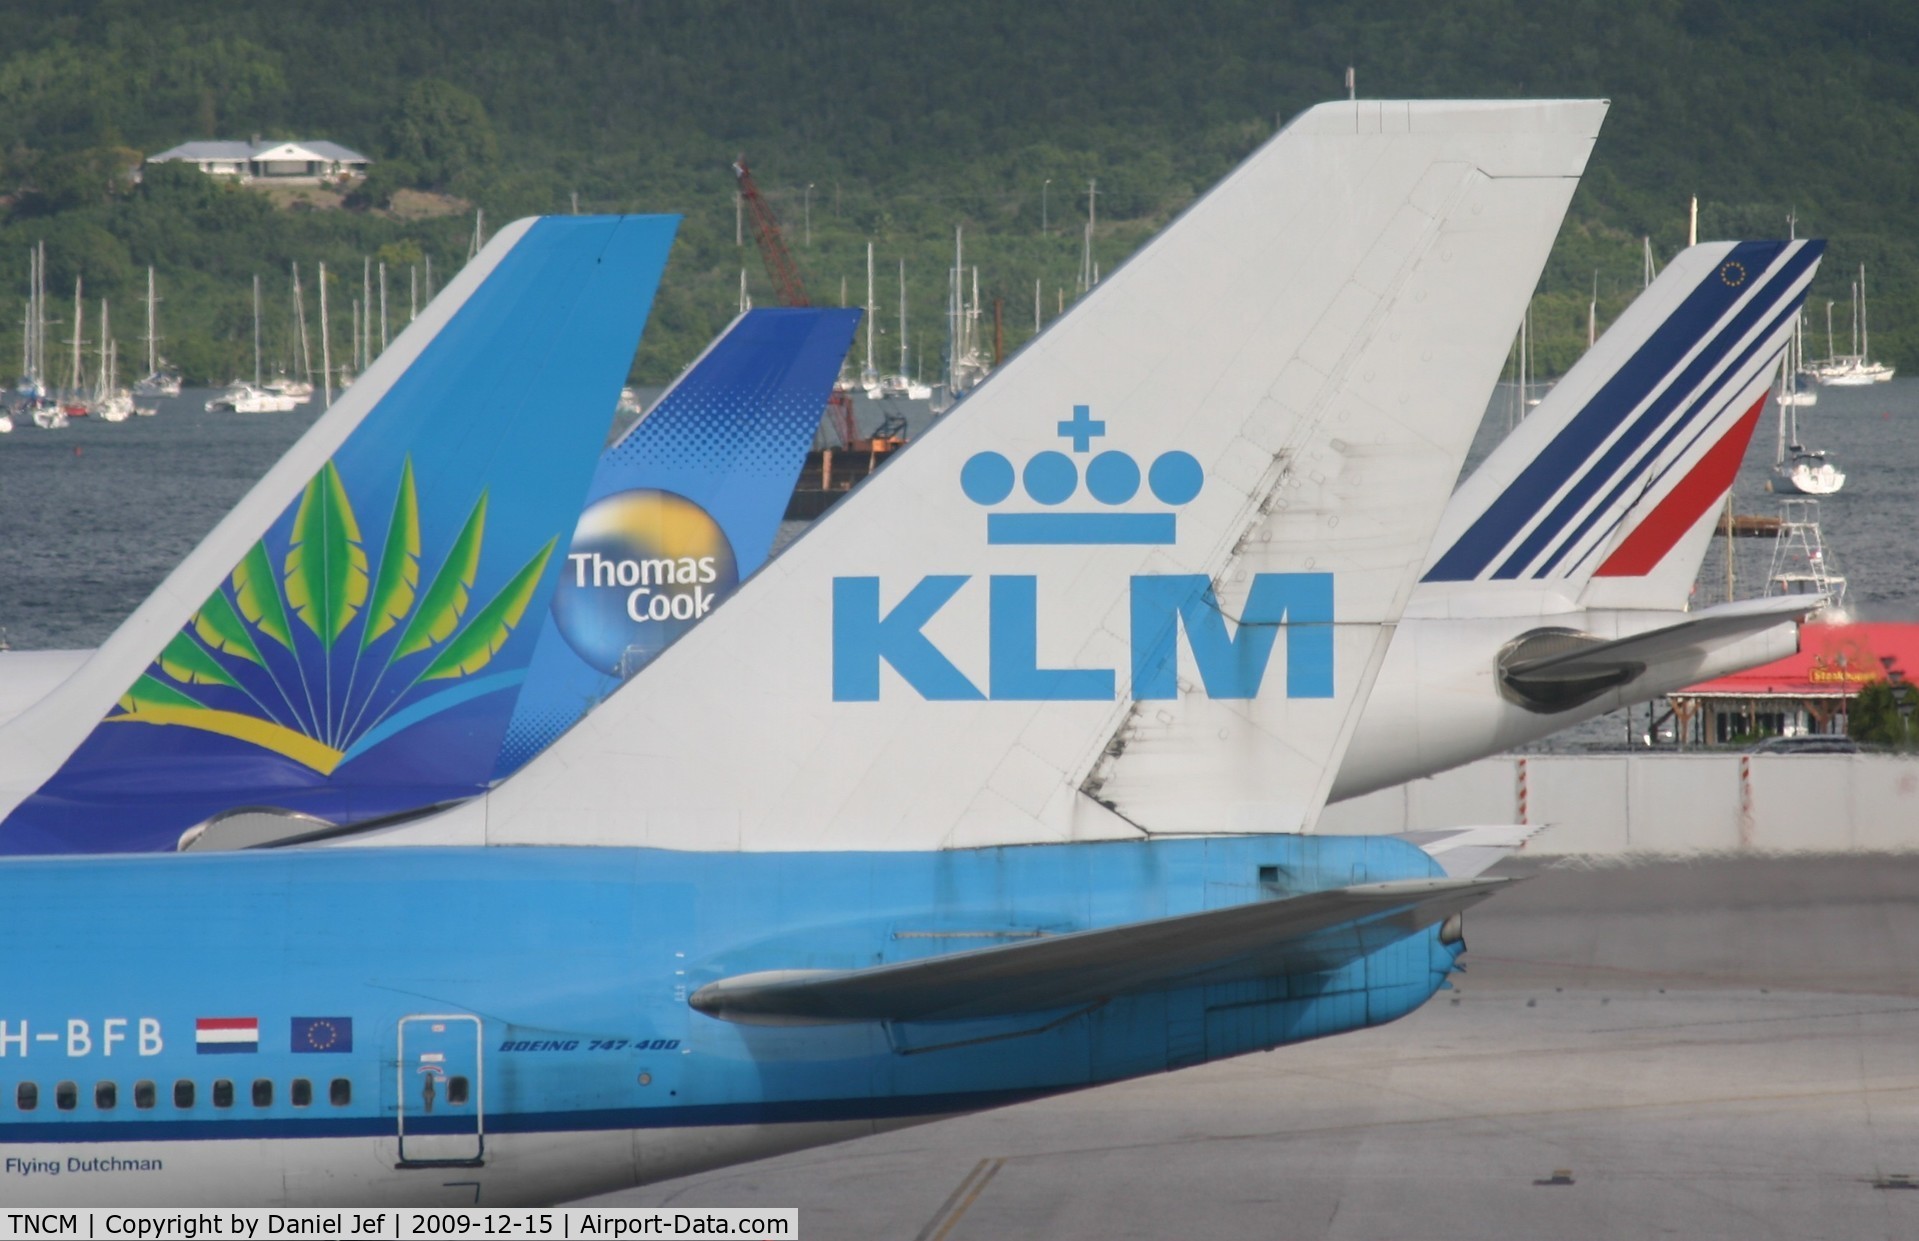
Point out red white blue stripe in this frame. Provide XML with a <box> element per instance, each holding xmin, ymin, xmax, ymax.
<box><xmin>195</xmin><ymin>1016</ymin><xmax>258</xmax><ymax>1054</ymax></box>
<box><xmin>1423</xmin><ymin>239</ymin><xmax>1824</xmax><ymax>583</ymax></box>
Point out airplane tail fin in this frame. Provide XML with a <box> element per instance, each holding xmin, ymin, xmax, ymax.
<box><xmin>495</xmin><ymin>306</ymin><xmax>861</xmax><ymax>774</ymax></box>
<box><xmin>397</xmin><ymin>100</ymin><xmax>1606</xmax><ymax>854</ymax></box>
<box><xmin>0</xmin><ymin>216</ymin><xmax>678</xmax><ymax>855</ymax></box>
<box><xmin>1423</xmin><ymin>240</ymin><xmax>1825</xmax><ymax>612</ymax></box>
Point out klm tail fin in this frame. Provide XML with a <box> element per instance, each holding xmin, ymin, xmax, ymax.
<box><xmin>394</xmin><ymin>100</ymin><xmax>1606</xmax><ymax>853</ymax></box>
<box><xmin>0</xmin><ymin>216</ymin><xmax>678</xmax><ymax>855</ymax></box>
<box><xmin>1423</xmin><ymin>239</ymin><xmax>1824</xmax><ymax>611</ymax></box>
<box><xmin>495</xmin><ymin>306</ymin><xmax>861</xmax><ymax>775</ymax></box>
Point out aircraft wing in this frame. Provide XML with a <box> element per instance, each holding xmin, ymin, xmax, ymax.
<box><xmin>1501</xmin><ymin>594</ymin><xmax>1814</xmax><ymax>688</ymax></box>
<box><xmin>691</xmin><ymin>876</ymin><xmax>1508</xmax><ymax>1025</ymax></box>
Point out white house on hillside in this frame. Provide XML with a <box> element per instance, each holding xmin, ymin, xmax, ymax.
<box><xmin>147</xmin><ymin>139</ymin><xmax>370</xmax><ymax>183</ymax></box>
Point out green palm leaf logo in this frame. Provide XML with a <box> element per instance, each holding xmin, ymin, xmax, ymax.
<box><xmin>232</xmin><ymin>542</ymin><xmax>293</xmax><ymax>649</ymax></box>
<box><xmin>284</xmin><ymin>462</ymin><xmax>370</xmax><ymax>643</ymax></box>
<box><xmin>157</xmin><ymin>632</ymin><xmax>241</xmax><ymax>689</ymax></box>
<box><xmin>108</xmin><ymin>461</ymin><xmax>561</xmax><ymax>774</ymax></box>
<box><xmin>192</xmin><ymin>587</ymin><xmax>265</xmax><ymax>667</ymax></box>
<box><xmin>363</xmin><ymin>457</ymin><xmax>422</xmax><ymax>649</ymax></box>
<box><xmin>422</xmin><ymin>539</ymin><xmax>557</xmax><ymax>681</ymax></box>
<box><xmin>393</xmin><ymin>493</ymin><xmax>486</xmax><ymax>661</ymax></box>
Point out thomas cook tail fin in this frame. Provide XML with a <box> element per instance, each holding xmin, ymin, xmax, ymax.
<box><xmin>495</xmin><ymin>306</ymin><xmax>861</xmax><ymax>775</ymax></box>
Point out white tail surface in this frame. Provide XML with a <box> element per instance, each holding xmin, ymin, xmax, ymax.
<box><xmin>409</xmin><ymin>100</ymin><xmax>1606</xmax><ymax>853</ymax></box>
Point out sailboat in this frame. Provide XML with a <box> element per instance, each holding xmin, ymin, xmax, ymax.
<box><xmin>61</xmin><ymin>276</ymin><xmax>91</xmax><ymax>416</ymax></box>
<box><xmin>16</xmin><ymin>241</ymin><xmax>48</xmax><ymax>403</ymax></box>
<box><xmin>132</xmin><ymin>267</ymin><xmax>182</xmax><ymax>398</ymax></box>
<box><xmin>208</xmin><ymin>275</ymin><xmax>298</xmax><ymax>413</ymax></box>
<box><xmin>942</xmin><ymin>228</ymin><xmax>991</xmax><ymax>402</ymax></box>
<box><xmin>1810</xmin><ymin>265</ymin><xmax>1895</xmax><ymax>386</ymax></box>
<box><xmin>1777</xmin><ymin>311</ymin><xmax>1816</xmax><ymax>407</ymax></box>
<box><xmin>879</xmin><ymin>259</ymin><xmax>933</xmax><ymax>400</ymax></box>
<box><xmin>1773</xmin><ymin>316</ymin><xmax>1843</xmax><ymax>495</ymax></box>
<box><xmin>264</xmin><ymin>263</ymin><xmax>316</xmax><ymax>403</ymax></box>
<box><xmin>93</xmin><ymin>301</ymin><xmax>136</xmax><ymax>422</ymax></box>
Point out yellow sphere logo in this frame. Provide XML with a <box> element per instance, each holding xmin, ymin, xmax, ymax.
<box><xmin>551</xmin><ymin>489</ymin><xmax>739</xmax><ymax>675</ymax></box>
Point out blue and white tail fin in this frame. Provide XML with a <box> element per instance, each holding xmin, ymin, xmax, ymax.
<box><xmin>382</xmin><ymin>100</ymin><xmax>1606</xmax><ymax>854</ymax></box>
<box><xmin>0</xmin><ymin>216</ymin><xmax>678</xmax><ymax>855</ymax></box>
<box><xmin>1422</xmin><ymin>240</ymin><xmax>1824</xmax><ymax>613</ymax></box>
<box><xmin>495</xmin><ymin>306</ymin><xmax>861</xmax><ymax>775</ymax></box>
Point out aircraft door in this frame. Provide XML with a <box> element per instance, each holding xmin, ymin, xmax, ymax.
<box><xmin>398</xmin><ymin>1014</ymin><xmax>484</xmax><ymax>1165</ymax></box>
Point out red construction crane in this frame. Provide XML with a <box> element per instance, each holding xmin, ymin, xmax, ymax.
<box><xmin>732</xmin><ymin>158</ymin><xmax>811</xmax><ymax>308</ymax></box>
<box><xmin>732</xmin><ymin>157</ymin><xmax>858</xmax><ymax>446</ymax></box>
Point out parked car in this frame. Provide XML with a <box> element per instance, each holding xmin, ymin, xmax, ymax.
<box><xmin>1744</xmin><ymin>735</ymin><xmax>1861</xmax><ymax>755</ymax></box>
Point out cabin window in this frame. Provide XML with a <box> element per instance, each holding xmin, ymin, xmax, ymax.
<box><xmin>95</xmin><ymin>1081</ymin><xmax>117</xmax><ymax>1110</ymax></box>
<box><xmin>330</xmin><ymin>1078</ymin><xmax>352</xmax><ymax>1107</ymax></box>
<box><xmin>134</xmin><ymin>1080</ymin><xmax>156</xmax><ymax>1110</ymax></box>
<box><xmin>252</xmin><ymin>1079</ymin><xmax>273</xmax><ymax>1108</ymax></box>
<box><xmin>446</xmin><ymin>1075</ymin><xmax>470</xmax><ymax>1106</ymax></box>
<box><xmin>291</xmin><ymin>1078</ymin><xmax>312</xmax><ymax>1107</ymax></box>
<box><xmin>15</xmin><ymin>1082</ymin><xmax>37</xmax><ymax>1111</ymax></box>
<box><xmin>173</xmin><ymin>1080</ymin><xmax>195</xmax><ymax>1109</ymax></box>
<box><xmin>55</xmin><ymin>1081</ymin><xmax>77</xmax><ymax>1111</ymax></box>
<box><xmin>212</xmin><ymin>1079</ymin><xmax>234</xmax><ymax>1109</ymax></box>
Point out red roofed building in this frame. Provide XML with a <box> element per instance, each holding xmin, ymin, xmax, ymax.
<box><xmin>1670</xmin><ymin>622</ymin><xmax>1919</xmax><ymax>744</ymax></box>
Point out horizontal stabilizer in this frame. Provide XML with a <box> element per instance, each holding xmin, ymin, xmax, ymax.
<box><xmin>1504</xmin><ymin>594</ymin><xmax>1814</xmax><ymax>682</ymax></box>
<box><xmin>690</xmin><ymin>876</ymin><xmax>1507</xmax><ymax>1025</ymax></box>
<box><xmin>1395</xmin><ymin>825</ymin><xmax>1535</xmax><ymax>877</ymax></box>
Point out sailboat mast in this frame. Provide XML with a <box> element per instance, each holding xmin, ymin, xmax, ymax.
<box><xmin>36</xmin><ymin>241</ymin><xmax>46</xmax><ymax>388</ymax></box>
<box><xmin>898</xmin><ymin>259</ymin><xmax>907</xmax><ymax>374</ymax></box>
<box><xmin>253</xmin><ymin>273</ymin><xmax>262</xmax><ymax>388</ymax></box>
<box><xmin>1849</xmin><ymin>262</ymin><xmax>1865</xmax><ymax>358</ymax></box>
<box><xmin>1588</xmin><ymin>271</ymin><xmax>1597</xmax><ymax>348</ymax></box>
<box><xmin>144</xmin><ymin>267</ymin><xmax>157</xmax><ymax>377</ymax></box>
<box><xmin>293</xmin><ymin>263</ymin><xmax>312</xmax><ymax>384</ymax></box>
<box><xmin>864</xmin><ymin>242</ymin><xmax>875</xmax><ymax>379</ymax></box>
<box><xmin>70</xmin><ymin>277</ymin><xmax>83</xmax><ymax>397</ymax></box>
<box><xmin>949</xmin><ymin>227</ymin><xmax>961</xmax><ymax>394</ymax></box>
<box><xmin>318</xmin><ymin>261</ymin><xmax>332</xmax><ymax>409</ymax></box>
<box><xmin>96</xmin><ymin>300</ymin><xmax>107</xmax><ymax>399</ymax></box>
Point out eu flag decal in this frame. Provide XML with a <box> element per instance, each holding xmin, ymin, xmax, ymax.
<box><xmin>291</xmin><ymin>1016</ymin><xmax>353</xmax><ymax>1054</ymax></box>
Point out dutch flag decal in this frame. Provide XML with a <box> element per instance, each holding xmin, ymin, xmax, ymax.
<box><xmin>195</xmin><ymin>1016</ymin><xmax>259</xmax><ymax>1054</ymax></box>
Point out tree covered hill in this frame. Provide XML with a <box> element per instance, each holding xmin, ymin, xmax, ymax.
<box><xmin>0</xmin><ymin>0</ymin><xmax>1915</xmax><ymax>383</ymax></box>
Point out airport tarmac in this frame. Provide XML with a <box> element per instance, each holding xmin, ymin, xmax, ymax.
<box><xmin>586</xmin><ymin>854</ymin><xmax>1919</xmax><ymax>1239</ymax></box>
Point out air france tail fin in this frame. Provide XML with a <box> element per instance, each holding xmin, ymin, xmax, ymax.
<box><xmin>495</xmin><ymin>306</ymin><xmax>861</xmax><ymax>775</ymax></box>
<box><xmin>0</xmin><ymin>216</ymin><xmax>678</xmax><ymax>855</ymax></box>
<box><xmin>398</xmin><ymin>100</ymin><xmax>1606</xmax><ymax>854</ymax></box>
<box><xmin>1423</xmin><ymin>240</ymin><xmax>1825</xmax><ymax>612</ymax></box>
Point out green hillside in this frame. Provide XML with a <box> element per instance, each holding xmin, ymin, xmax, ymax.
<box><xmin>0</xmin><ymin>0</ymin><xmax>1915</xmax><ymax>384</ymax></box>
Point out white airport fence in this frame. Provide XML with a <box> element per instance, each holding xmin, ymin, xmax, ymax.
<box><xmin>1318</xmin><ymin>752</ymin><xmax>1919</xmax><ymax>854</ymax></box>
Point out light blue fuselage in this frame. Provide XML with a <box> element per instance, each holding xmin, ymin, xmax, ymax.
<box><xmin>0</xmin><ymin>835</ymin><xmax>1454</xmax><ymax>1205</ymax></box>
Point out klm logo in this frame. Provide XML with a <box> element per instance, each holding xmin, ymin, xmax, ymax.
<box><xmin>832</xmin><ymin>407</ymin><xmax>1335</xmax><ymax>702</ymax></box>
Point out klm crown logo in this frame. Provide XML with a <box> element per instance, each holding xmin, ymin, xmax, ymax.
<box><xmin>961</xmin><ymin>405</ymin><xmax>1203</xmax><ymax>545</ymax></box>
